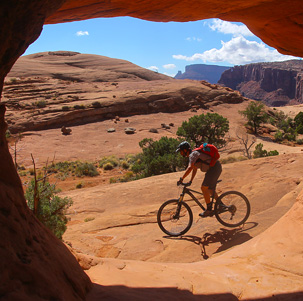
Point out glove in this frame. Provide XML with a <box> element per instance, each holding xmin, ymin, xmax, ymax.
<box><xmin>177</xmin><ymin>177</ymin><xmax>183</xmax><ymax>186</ymax></box>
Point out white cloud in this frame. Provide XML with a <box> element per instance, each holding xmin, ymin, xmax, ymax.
<box><xmin>76</xmin><ymin>31</ymin><xmax>89</xmax><ymax>36</ymax></box>
<box><xmin>207</xmin><ymin>19</ymin><xmax>254</xmax><ymax>37</ymax></box>
<box><xmin>173</xmin><ymin>36</ymin><xmax>297</xmax><ymax>65</ymax></box>
<box><xmin>163</xmin><ymin>64</ymin><xmax>176</xmax><ymax>69</ymax></box>
<box><xmin>186</xmin><ymin>37</ymin><xmax>202</xmax><ymax>42</ymax></box>
<box><xmin>147</xmin><ymin>66</ymin><xmax>159</xmax><ymax>72</ymax></box>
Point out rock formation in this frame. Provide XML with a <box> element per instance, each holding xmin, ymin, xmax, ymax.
<box><xmin>175</xmin><ymin>64</ymin><xmax>230</xmax><ymax>83</ymax></box>
<box><xmin>0</xmin><ymin>0</ymin><xmax>303</xmax><ymax>300</ymax></box>
<box><xmin>3</xmin><ymin>51</ymin><xmax>246</xmax><ymax>133</ymax></box>
<box><xmin>219</xmin><ymin>60</ymin><xmax>303</xmax><ymax>106</ymax></box>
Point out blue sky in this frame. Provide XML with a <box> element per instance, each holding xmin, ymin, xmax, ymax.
<box><xmin>24</xmin><ymin>17</ymin><xmax>298</xmax><ymax>77</ymax></box>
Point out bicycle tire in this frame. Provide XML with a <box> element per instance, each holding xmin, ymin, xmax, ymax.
<box><xmin>157</xmin><ymin>199</ymin><xmax>193</xmax><ymax>237</ymax></box>
<box><xmin>214</xmin><ymin>191</ymin><xmax>250</xmax><ymax>227</ymax></box>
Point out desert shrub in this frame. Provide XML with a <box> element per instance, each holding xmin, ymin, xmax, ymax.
<box><xmin>131</xmin><ymin>137</ymin><xmax>187</xmax><ymax>178</ymax></box>
<box><xmin>239</xmin><ymin>102</ymin><xmax>268</xmax><ymax>134</ymax></box>
<box><xmin>267</xmin><ymin>150</ymin><xmax>279</xmax><ymax>156</ymax></box>
<box><xmin>5</xmin><ymin>130</ymin><xmax>11</xmax><ymax>139</ymax></box>
<box><xmin>294</xmin><ymin>112</ymin><xmax>303</xmax><ymax>134</ymax></box>
<box><xmin>296</xmin><ymin>124</ymin><xmax>303</xmax><ymax>135</ymax></box>
<box><xmin>92</xmin><ymin>101</ymin><xmax>102</xmax><ymax>108</ymax></box>
<box><xmin>76</xmin><ymin>182</ymin><xmax>83</xmax><ymax>189</ymax></box>
<box><xmin>25</xmin><ymin>178</ymin><xmax>73</xmax><ymax>239</ymax></box>
<box><xmin>62</xmin><ymin>106</ymin><xmax>70</xmax><ymax>111</ymax></box>
<box><xmin>75</xmin><ymin>162</ymin><xmax>99</xmax><ymax>177</ymax></box>
<box><xmin>34</xmin><ymin>100</ymin><xmax>48</xmax><ymax>108</ymax></box>
<box><xmin>253</xmin><ymin>143</ymin><xmax>268</xmax><ymax>158</ymax></box>
<box><xmin>73</xmin><ymin>104</ymin><xmax>85</xmax><ymax>109</ymax></box>
<box><xmin>110</xmin><ymin>177</ymin><xmax>117</xmax><ymax>183</ymax></box>
<box><xmin>296</xmin><ymin>139</ymin><xmax>303</xmax><ymax>145</ymax></box>
<box><xmin>99</xmin><ymin>156</ymin><xmax>119</xmax><ymax>168</ymax></box>
<box><xmin>103</xmin><ymin>162</ymin><xmax>114</xmax><ymax>170</ymax></box>
<box><xmin>253</xmin><ymin>143</ymin><xmax>279</xmax><ymax>158</ymax></box>
<box><xmin>84</xmin><ymin>217</ymin><xmax>95</xmax><ymax>222</ymax></box>
<box><xmin>119</xmin><ymin>171</ymin><xmax>136</xmax><ymax>182</ymax></box>
<box><xmin>176</xmin><ymin>113</ymin><xmax>229</xmax><ymax>148</ymax></box>
<box><xmin>274</xmin><ymin>130</ymin><xmax>284</xmax><ymax>142</ymax></box>
<box><xmin>120</xmin><ymin>160</ymin><xmax>129</xmax><ymax>169</ymax></box>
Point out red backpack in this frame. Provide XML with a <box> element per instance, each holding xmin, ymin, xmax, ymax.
<box><xmin>194</xmin><ymin>143</ymin><xmax>220</xmax><ymax>167</ymax></box>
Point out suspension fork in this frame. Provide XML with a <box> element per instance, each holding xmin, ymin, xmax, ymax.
<box><xmin>174</xmin><ymin>191</ymin><xmax>185</xmax><ymax>218</ymax></box>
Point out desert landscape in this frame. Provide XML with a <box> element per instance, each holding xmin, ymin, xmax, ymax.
<box><xmin>2</xmin><ymin>50</ymin><xmax>303</xmax><ymax>300</ymax></box>
<box><xmin>2</xmin><ymin>1</ymin><xmax>303</xmax><ymax>299</ymax></box>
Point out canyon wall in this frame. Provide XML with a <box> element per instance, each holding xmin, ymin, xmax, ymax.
<box><xmin>175</xmin><ymin>64</ymin><xmax>230</xmax><ymax>84</ymax></box>
<box><xmin>218</xmin><ymin>60</ymin><xmax>303</xmax><ymax>106</ymax></box>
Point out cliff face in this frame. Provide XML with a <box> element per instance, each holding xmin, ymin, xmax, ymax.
<box><xmin>218</xmin><ymin>60</ymin><xmax>303</xmax><ymax>106</ymax></box>
<box><xmin>175</xmin><ymin>64</ymin><xmax>230</xmax><ymax>84</ymax></box>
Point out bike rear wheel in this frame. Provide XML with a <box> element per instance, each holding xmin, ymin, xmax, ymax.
<box><xmin>214</xmin><ymin>191</ymin><xmax>250</xmax><ymax>227</ymax></box>
<box><xmin>157</xmin><ymin>199</ymin><xmax>193</xmax><ymax>236</ymax></box>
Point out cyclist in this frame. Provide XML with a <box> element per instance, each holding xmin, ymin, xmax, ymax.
<box><xmin>176</xmin><ymin>141</ymin><xmax>222</xmax><ymax>217</ymax></box>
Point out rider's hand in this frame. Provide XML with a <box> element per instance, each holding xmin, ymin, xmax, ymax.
<box><xmin>177</xmin><ymin>177</ymin><xmax>183</xmax><ymax>186</ymax></box>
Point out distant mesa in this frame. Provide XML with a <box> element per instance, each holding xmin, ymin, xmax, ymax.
<box><xmin>218</xmin><ymin>60</ymin><xmax>303</xmax><ymax>107</ymax></box>
<box><xmin>175</xmin><ymin>64</ymin><xmax>230</xmax><ymax>84</ymax></box>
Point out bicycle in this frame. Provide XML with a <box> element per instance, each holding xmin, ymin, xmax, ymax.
<box><xmin>157</xmin><ymin>180</ymin><xmax>250</xmax><ymax>237</ymax></box>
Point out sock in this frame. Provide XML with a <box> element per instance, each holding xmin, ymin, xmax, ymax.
<box><xmin>207</xmin><ymin>203</ymin><xmax>212</xmax><ymax>211</ymax></box>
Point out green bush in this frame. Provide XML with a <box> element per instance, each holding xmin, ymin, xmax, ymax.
<box><xmin>25</xmin><ymin>178</ymin><xmax>73</xmax><ymax>239</ymax></box>
<box><xmin>73</xmin><ymin>104</ymin><xmax>85</xmax><ymax>110</ymax></box>
<box><xmin>253</xmin><ymin>143</ymin><xmax>279</xmax><ymax>158</ymax></box>
<box><xmin>92</xmin><ymin>101</ymin><xmax>102</xmax><ymax>108</ymax></box>
<box><xmin>239</xmin><ymin>102</ymin><xmax>268</xmax><ymax>134</ymax></box>
<box><xmin>34</xmin><ymin>100</ymin><xmax>47</xmax><ymax>108</ymax></box>
<box><xmin>131</xmin><ymin>137</ymin><xmax>187</xmax><ymax>178</ymax></box>
<box><xmin>176</xmin><ymin>113</ymin><xmax>229</xmax><ymax>148</ymax></box>
<box><xmin>5</xmin><ymin>130</ymin><xmax>11</xmax><ymax>139</ymax></box>
<box><xmin>274</xmin><ymin>130</ymin><xmax>284</xmax><ymax>142</ymax></box>
<box><xmin>99</xmin><ymin>156</ymin><xmax>119</xmax><ymax>168</ymax></box>
<box><xmin>75</xmin><ymin>162</ymin><xmax>99</xmax><ymax>177</ymax></box>
<box><xmin>103</xmin><ymin>162</ymin><xmax>114</xmax><ymax>170</ymax></box>
<box><xmin>62</xmin><ymin>106</ymin><xmax>70</xmax><ymax>111</ymax></box>
<box><xmin>120</xmin><ymin>160</ymin><xmax>129</xmax><ymax>169</ymax></box>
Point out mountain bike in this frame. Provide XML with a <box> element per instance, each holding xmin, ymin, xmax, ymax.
<box><xmin>157</xmin><ymin>180</ymin><xmax>250</xmax><ymax>237</ymax></box>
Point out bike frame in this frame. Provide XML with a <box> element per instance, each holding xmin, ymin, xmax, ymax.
<box><xmin>178</xmin><ymin>186</ymin><xmax>215</xmax><ymax>212</ymax></box>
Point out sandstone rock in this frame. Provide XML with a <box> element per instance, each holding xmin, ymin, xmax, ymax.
<box><xmin>61</xmin><ymin>125</ymin><xmax>72</xmax><ymax>135</ymax></box>
<box><xmin>124</xmin><ymin>127</ymin><xmax>136</xmax><ymax>134</ymax></box>
<box><xmin>161</xmin><ymin>123</ymin><xmax>170</xmax><ymax>129</ymax></box>
<box><xmin>149</xmin><ymin>128</ymin><xmax>158</xmax><ymax>133</ymax></box>
<box><xmin>107</xmin><ymin>128</ymin><xmax>116</xmax><ymax>133</ymax></box>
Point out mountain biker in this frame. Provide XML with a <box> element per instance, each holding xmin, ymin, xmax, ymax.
<box><xmin>176</xmin><ymin>141</ymin><xmax>222</xmax><ymax>217</ymax></box>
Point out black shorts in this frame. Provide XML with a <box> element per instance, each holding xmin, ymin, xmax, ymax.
<box><xmin>202</xmin><ymin>161</ymin><xmax>222</xmax><ymax>190</ymax></box>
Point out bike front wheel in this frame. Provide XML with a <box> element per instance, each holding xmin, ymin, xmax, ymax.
<box><xmin>214</xmin><ymin>191</ymin><xmax>250</xmax><ymax>227</ymax></box>
<box><xmin>157</xmin><ymin>199</ymin><xmax>193</xmax><ymax>237</ymax></box>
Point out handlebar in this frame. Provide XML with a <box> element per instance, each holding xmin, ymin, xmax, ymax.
<box><xmin>177</xmin><ymin>181</ymin><xmax>192</xmax><ymax>187</ymax></box>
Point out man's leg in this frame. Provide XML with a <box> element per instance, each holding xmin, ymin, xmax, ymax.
<box><xmin>200</xmin><ymin>185</ymin><xmax>213</xmax><ymax>217</ymax></box>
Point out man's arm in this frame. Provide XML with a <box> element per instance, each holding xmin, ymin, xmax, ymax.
<box><xmin>181</xmin><ymin>164</ymin><xmax>197</xmax><ymax>182</ymax></box>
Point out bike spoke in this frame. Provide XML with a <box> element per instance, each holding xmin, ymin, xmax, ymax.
<box><xmin>215</xmin><ymin>191</ymin><xmax>250</xmax><ymax>227</ymax></box>
<box><xmin>157</xmin><ymin>200</ymin><xmax>193</xmax><ymax>236</ymax></box>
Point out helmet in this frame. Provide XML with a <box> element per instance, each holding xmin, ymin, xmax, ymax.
<box><xmin>176</xmin><ymin>141</ymin><xmax>191</xmax><ymax>153</ymax></box>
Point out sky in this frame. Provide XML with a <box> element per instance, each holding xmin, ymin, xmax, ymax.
<box><xmin>24</xmin><ymin>17</ymin><xmax>299</xmax><ymax>77</ymax></box>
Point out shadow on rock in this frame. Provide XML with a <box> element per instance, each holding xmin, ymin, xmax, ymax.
<box><xmin>87</xmin><ymin>284</ymin><xmax>303</xmax><ymax>300</ymax></box>
<box><xmin>165</xmin><ymin>222</ymin><xmax>258</xmax><ymax>259</ymax></box>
